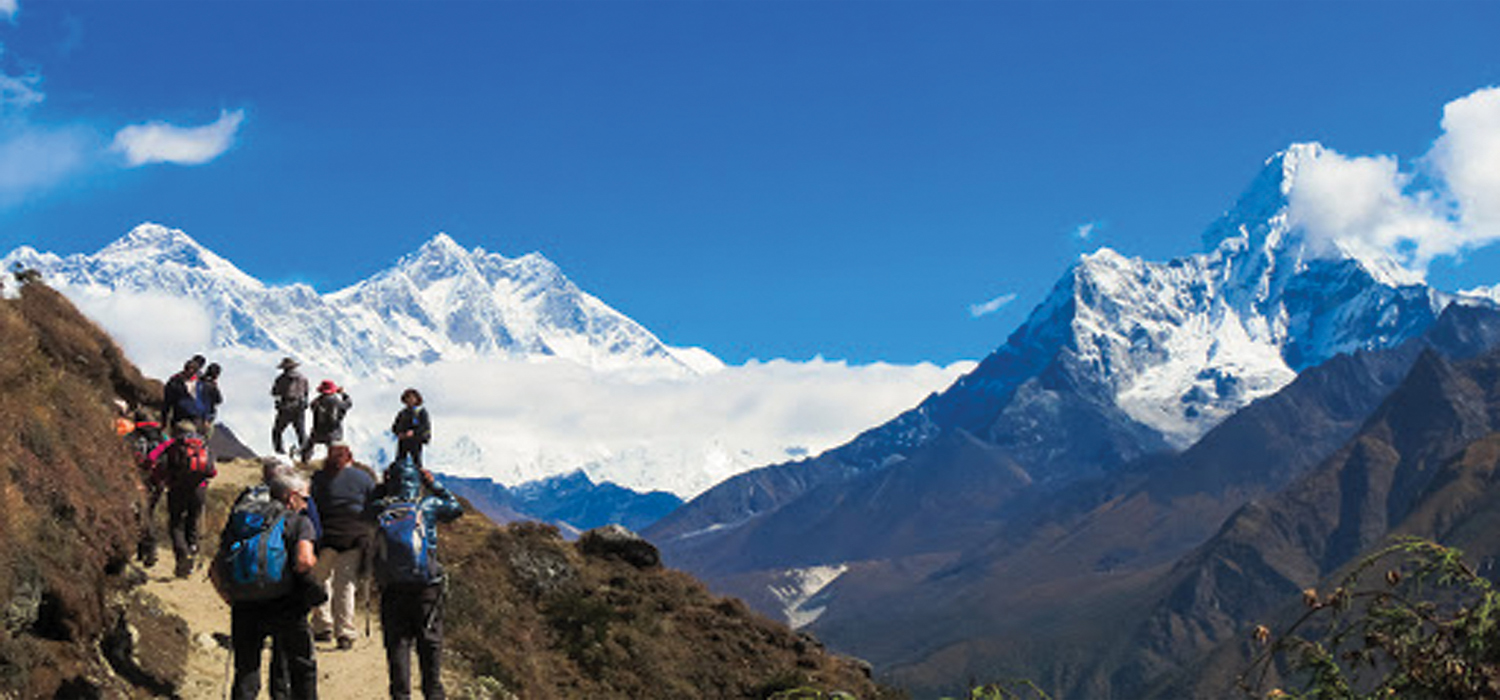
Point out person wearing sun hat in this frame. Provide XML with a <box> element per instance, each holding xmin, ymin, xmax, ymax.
<box><xmin>271</xmin><ymin>357</ymin><xmax>310</xmax><ymax>457</ymax></box>
<box><xmin>301</xmin><ymin>379</ymin><xmax>352</xmax><ymax>464</ymax></box>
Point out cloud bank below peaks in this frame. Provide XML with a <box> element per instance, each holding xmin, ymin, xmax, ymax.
<box><xmin>1287</xmin><ymin>86</ymin><xmax>1500</xmax><ymax>280</ymax></box>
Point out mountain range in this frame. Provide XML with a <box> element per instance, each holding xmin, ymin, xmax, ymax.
<box><xmin>3</xmin><ymin>225</ymin><xmax>717</xmax><ymax>379</ymax></box>
<box><xmin>645</xmin><ymin>143</ymin><xmax>1500</xmax><ymax>697</ymax></box>
<box><xmin>2</xmin><ymin>227</ymin><xmax>757</xmax><ymax>504</ymax></box>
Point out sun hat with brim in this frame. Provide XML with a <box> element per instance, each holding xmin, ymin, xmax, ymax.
<box><xmin>278</xmin><ymin>357</ymin><xmax>299</xmax><ymax>369</ymax></box>
<box><xmin>317</xmin><ymin>379</ymin><xmax>341</xmax><ymax>394</ymax></box>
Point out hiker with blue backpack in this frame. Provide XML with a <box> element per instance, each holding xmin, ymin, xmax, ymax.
<box><xmin>373</xmin><ymin>457</ymin><xmax>463</xmax><ymax>700</ymax></box>
<box><xmin>309</xmin><ymin>443</ymin><xmax>377</xmax><ymax>651</ymax></box>
<box><xmin>212</xmin><ymin>471</ymin><xmax>324</xmax><ymax>700</ymax></box>
<box><xmin>148</xmin><ymin>419</ymin><xmax>217</xmax><ymax>578</ymax></box>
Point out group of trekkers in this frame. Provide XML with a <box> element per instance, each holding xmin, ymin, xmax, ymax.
<box><xmin>119</xmin><ymin>354</ymin><xmax>456</xmax><ymax>700</ymax></box>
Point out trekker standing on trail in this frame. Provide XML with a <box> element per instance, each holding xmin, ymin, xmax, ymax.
<box><xmin>309</xmin><ymin>443</ymin><xmax>376</xmax><ymax>650</ymax></box>
<box><xmin>214</xmin><ymin>471</ymin><xmax>322</xmax><ymax>700</ymax></box>
<box><xmin>163</xmin><ymin>355</ymin><xmax>207</xmax><ymax>430</ymax></box>
<box><xmin>391</xmin><ymin>388</ymin><xmax>431</xmax><ymax>470</ymax></box>
<box><xmin>125</xmin><ymin>407</ymin><xmax>167</xmax><ymax>568</ymax></box>
<box><xmin>303</xmin><ymin>380</ymin><xmax>351</xmax><ymax>464</ymax></box>
<box><xmin>199</xmin><ymin>362</ymin><xmax>224</xmax><ymax>438</ymax></box>
<box><xmin>228</xmin><ymin>457</ymin><xmax>324</xmax><ymax>700</ymax></box>
<box><xmin>148</xmin><ymin>420</ymin><xmax>217</xmax><ymax>578</ymax></box>
<box><xmin>271</xmin><ymin>357</ymin><xmax>310</xmax><ymax>457</ymax></box>
<box><xmin>373</xmin><ymin>457</ymin><xmax>463</xmax><ymax>700</ymax></box>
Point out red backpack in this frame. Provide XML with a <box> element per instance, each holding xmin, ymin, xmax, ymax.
<box><xmin>167</xmin><ymin>434</ymin><xmax>215</xmax><ymax>481</ymax></box>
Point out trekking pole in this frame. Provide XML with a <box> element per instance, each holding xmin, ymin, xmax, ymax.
<box><xmin>222</xmin><ymin>641</ymin><xmax>233</xmax><ymax>700</ymax></box>
<box><xmin>365</xmin><ymin>577</ymin><xmax>373</xmax><ymax>639</ymax></box>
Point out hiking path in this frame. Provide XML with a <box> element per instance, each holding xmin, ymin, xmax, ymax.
<box><xmin>140</xmin><ymin>458</ymin><xmax>455</xmax><ymax>700</ymax></box>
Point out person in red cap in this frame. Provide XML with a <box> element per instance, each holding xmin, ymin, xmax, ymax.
<box><xmin>301</xmin><ymin>380</ymin><xmax>352</xmax><ymax>464</ymax></box>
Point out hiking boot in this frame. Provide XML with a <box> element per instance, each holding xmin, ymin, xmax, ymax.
<box><xmin>336</xmin><ymin>637</ymin><xmax>355</xmax><ymax>651</ymax></box>
<box><xmin>314</xmin><ymin>631</ymin><xmax>334</xmax><ymax>643</ymax></box>
<box><xmin>174</xmin><ymin>558</ymin><xmax>193</xmax><ymax>579</ymax></box>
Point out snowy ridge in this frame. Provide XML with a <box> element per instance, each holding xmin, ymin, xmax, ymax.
<box><xmin>1057</xmin><ymin>144</ymin><xmax>1447</xmax><ymax>446</ymax></box>
<box><xmin>818</xmin><ymin>143</ymin><xmax>1456</xmax><ymax>471</ymax></box>
<box><xmin>4</xmin><ymin>224</ymin><xmax>714</xmax><ymax>379</ymax></box>
<box><xmin>767</xmin><ymin>565</ymin><xmax>849</xmax><ymax>630</ymax></box>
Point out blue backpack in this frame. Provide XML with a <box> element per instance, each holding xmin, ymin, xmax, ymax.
<box><xmin>374</xmin><ymin>501</ymin><xmax>437</xmax><ymax>586</ymax></box>
<box><xmin>218</xmin><ymin>493</ymin><xmax>293</xmax><ymax>601</ymax></box>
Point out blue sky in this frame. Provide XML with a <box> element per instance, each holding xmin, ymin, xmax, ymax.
<box><xmin>3</xmin><ymin>1</ymin><xmax>1500</xmax><ymax>365</ymax></box>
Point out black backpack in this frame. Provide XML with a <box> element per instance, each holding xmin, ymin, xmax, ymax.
<box><xmin>312</xmin><ymin>396</ymin><xmax>346</xmax><ymax>433</ymax></box>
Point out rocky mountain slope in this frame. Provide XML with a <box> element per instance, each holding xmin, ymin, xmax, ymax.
<box><xmin>1138</xmin><ymin>337</ymin><xmax>1500</xmax><ymax>698</ymax></box>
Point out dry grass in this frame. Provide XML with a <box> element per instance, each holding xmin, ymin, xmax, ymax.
<box><xmin>0</xmin><ymin>282</ymin><xmax>163</xmax><ymax>697</ymax></box>
<box><xmin>441</xmin><ymin>518</ymin><xmax>894</xmax><ymax>699</ymax></box>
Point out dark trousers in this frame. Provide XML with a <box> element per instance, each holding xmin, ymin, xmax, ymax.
<box><xmin>231</xmin><ymin>600</ymin><xmax>317</xmax><ymax>700</ymax></box>
<box><xmin>381</xmin><ymin>583</ymin><xmax>445</xmax><ymax>700</ymax></box>
<box><xmin>137</xmin><ymin>483</ymin><xmax>163</xmax><ymax>565</ymax></box>
<box><xmin>395</xmin><ymin>439</ymin><xmax>425</xmax><ymax>470</ymax></box>
<box><xmin>166</xmin><ymin>482</ymin><xmax>207</xmax><ymax>574</ymax></box>
<box><xmin>273</xmin><ymin>408</ymin><xmax>307</xmax><ymax>455</ymax></box>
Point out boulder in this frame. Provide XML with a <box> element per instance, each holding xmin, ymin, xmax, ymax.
<box><xmin>577</xmin><ymin>525</ymin><xmax>661</xmax><ymax>569</ymax></box>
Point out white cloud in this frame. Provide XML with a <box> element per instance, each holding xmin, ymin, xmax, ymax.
<box><xmin>1287</xmin><ymin>85</ymin><xmax>1500</xmax><ymax>278</ymax></box>
<box><xmin>112</xmin><ymin>109</ymin><xmax>245</xmax><ymax>167</ymax></box>
<box><xmin>0</xmin><ymin>71</ymin><xmax>42</xmax><ymax>111</ymax></box>
<box><xmin>1074</xmin><ymin>221</ymin><xmax>1098</xmax><ymax>241</ymax></box>
<box><xmin>66</xmin><ymin>287</ymin><xmax>213</xmax><ymax>373</ymax></box>
<box><xmin>0</xmin><ymin>0</ymin><xmax>17</xmax><ymax>22</ymax></box>
<box><xmin>969</xmin><ymin>292</ymin><xmax>1017</xmax><ymax>318</ymax></box>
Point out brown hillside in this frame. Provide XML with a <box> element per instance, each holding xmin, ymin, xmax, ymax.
<box><xmin>0</xmin><ymin>279</ymin><xmax>169</xmax><ymax>697</ymax></box>
<box><xmin>441</xmin><ymin>520</ymin><xmax>888</xmax><ymax>699</ymax></box>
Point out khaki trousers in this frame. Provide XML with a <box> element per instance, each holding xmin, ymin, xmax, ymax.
<box><xmin>311</xmin><ymin>546</ymin><xmax>363</xmax><ymax>642</ymax></box>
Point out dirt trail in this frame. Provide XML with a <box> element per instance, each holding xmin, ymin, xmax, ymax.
<box><xmin>139</xmin><ymin>459</ymin><xmax>451</xmax><ymax>700</ymax></box>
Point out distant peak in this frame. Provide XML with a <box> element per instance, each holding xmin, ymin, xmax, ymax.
<box><xmin>103</xmin><ymin>223</ymin><xmax>204</xmax><ymax>255</ymax></box>
<box><xmin>424</xmin><ymin>232</ymin><xmax>464</xmax><ymax>252</ymax></box>
<box><xmin>1271</xmin><ymin>142</ymin><xmax>1327</xmax><ymax>194</ymax></box>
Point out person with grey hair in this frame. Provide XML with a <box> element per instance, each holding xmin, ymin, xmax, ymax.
<box><xmin>217</xmin><ymin>470</ymin><xmax>322</xmax><ymax>700</ymax></box>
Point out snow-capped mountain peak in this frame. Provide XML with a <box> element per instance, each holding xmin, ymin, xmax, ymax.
<box><xmin>95</xmin><ymin>223</ymin><xmax>262</xmax><ymax>287</ymax></box>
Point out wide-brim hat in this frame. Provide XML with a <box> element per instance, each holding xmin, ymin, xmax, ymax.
<box><xmin>317</xmin><ymin>379</ymin><xmax>341</xmax><ymax>394</ymax></box>
<box><xmin>278</xmin><ymin>357</ymin><xmax>300</xmax><ymax>369</ymax></box>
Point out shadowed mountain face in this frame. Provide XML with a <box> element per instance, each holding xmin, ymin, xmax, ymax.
<box><xmin>667</xmin><ymin>303</ymin><xmax>1500</xmax><ymax>699</ymax></box>
<box><xmin>846</xmin><ymin>304</ymin><xmax>1500</xmax><ymax>699</ymax></box>
<box><xmin>1135</xmin><ymin>340</ymin><xmax>1500</xmax><ymax>698</ymax></box>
